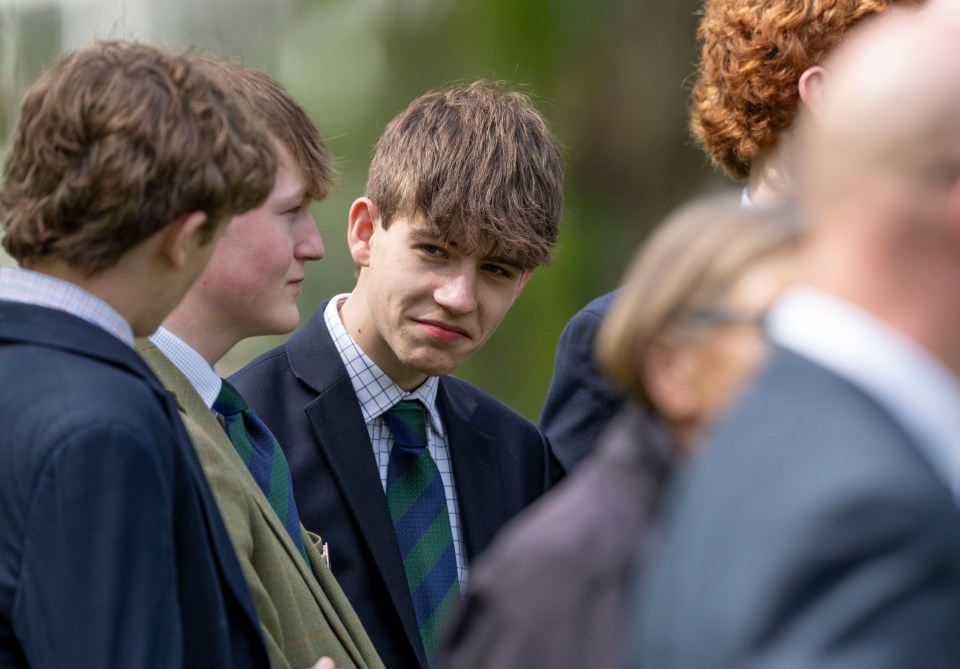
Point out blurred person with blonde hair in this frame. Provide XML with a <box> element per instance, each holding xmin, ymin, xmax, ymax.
<box><xmin>636</xmin><ymin>5</ymin><xmax>960</xmax><ymax>667</ymax></box>
<box><xmin>436</xmin><ymin>191</ymin><xmax>800</xmax><ymax>669</ymax></box>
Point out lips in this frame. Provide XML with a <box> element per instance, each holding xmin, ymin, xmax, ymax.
<box><xmin>416</xmin><ymin>319</ymin><xmax>471</xmax><ymax>342</ymax></box>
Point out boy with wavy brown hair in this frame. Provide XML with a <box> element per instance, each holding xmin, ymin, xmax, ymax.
<box><xmin>0</xmin><ymin>41</ymin><xmax>275</xmax><ymax>667</ymax></box>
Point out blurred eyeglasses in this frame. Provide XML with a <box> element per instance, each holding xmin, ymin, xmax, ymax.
<box><xmin>682</xmin><ymin>305</ymin><xmax>768</xmax><ymax>330</ymax></box>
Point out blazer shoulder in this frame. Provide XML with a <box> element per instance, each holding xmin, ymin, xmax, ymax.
<box><xmin>574</xmin><ymin>289</ymin><xmax>620</xmax><ymax>324</ymax></box>
<box><xmin>233</xmin><ymin>343</ymin><xmax>292</xmax><ymax>381</ymax></box>
<box><xmin>442</xmin><ymin>375</ymin><xmax>540</xmax><ymax>432</ymax></box>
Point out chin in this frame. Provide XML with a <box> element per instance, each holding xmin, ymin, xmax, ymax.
<box><xmin>402</xmin><ymin>355</ymin><xmax>461</xmax><ymax>378</ymax></box>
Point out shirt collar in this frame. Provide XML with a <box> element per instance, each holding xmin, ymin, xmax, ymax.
<box><xmin>769</xmin><ymin>286</ymin><xmax>960</xmax><ymax>502</ymax></box>
<box><xmin>0</xmin><ymin>266</ymin><xmax>134</xmax><ymax>346</ymax></box>
<box><xmin>149</xmin><ymin>326</ymin><xmax>223</xmax><ymax>410</ymax></box>
<box><xmin>323</xmin><ymin>294</ymin><xmax>444</xmax><ymax>436</ymax></box>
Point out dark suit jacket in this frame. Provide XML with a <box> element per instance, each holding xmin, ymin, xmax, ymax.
<box><xmin>540</xmin><ymin>291</ymin><xmax>624</xmax><ymax>474</ymax></box>
<box><xmin>231</xmin><ymin>302</ymin><xmax>554</xmax><ymax>669</ymax></box>
<box><xmin>0</xmin><ymin>301</ymin><xmax>268</xmax><ymax>668</ymax></box>
<box><xmin>437</xmin><ymin>406</ymin><xmax>673</xmax><ymax>669</ymax></box>
<box><xmin>636</xmin><ymin>347</ymin><xmax>960</xmax><ymax>669</ymax></box>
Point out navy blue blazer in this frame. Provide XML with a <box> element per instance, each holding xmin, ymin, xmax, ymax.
<box><xmin>0</xmin><ymin>302</ymin><xmax>267</xmax><ymax>668</ymax></box>
<box><xmin>635</xmin><ymin>347</ymin><xmax>960</xmax><ymax>669</ymax></box>
<box><xmin>232</xmin><ymin>301</ymin><xmax>554</xmax><ymax>669</ymax></box>
<box><xmin>540</xmin><ymin>291</ymin><xmax>624</xmax><ymax>474</ymax></box>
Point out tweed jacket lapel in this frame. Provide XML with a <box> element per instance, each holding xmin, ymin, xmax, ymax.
<box><xmin>138</xmin><ymin>340</ymin><xmax>384</xmax><ymax>669</ymax></box>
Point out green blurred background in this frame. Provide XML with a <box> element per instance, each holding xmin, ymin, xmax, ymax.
<box><xmin>0</xmin><ymin>0</ymin><xmax>725</xmax><ymax>420</ymax></box>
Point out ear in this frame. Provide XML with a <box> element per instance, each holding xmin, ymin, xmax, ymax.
<box><xmin>161</xmin><ymin>211</ymin><xmax>210</xmax><ymax>269</ymax></box>
<box><xmin>798</xmin><ymin>65</ymin><xmax>829</xmax><ymax>119</ymax></box>
<box><xmin>348</xmin><ymin>197</ymin><xmax>379</xmax><ymax>268</ymax></box>
<box><xmin>642</xmin><ymin>335</ymin><xmax>701</xmax><ymax>429</ymax></box>
<box><xmin>514</xmin><ymin>268</ymin><xmax>534</xmax><ymax>297</ymax></box>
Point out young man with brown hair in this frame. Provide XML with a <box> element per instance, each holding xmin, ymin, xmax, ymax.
<box><xmin>0</xmin><ymin>41</ymin><xmax>276</xmax><ymax>667</ymax></box>
<box><xmin>137</xmin><ymin>60</ymin><xmax>384</xmax><ymax>669</ymax></box>
<box><xmin>232</xmin><ymin>80</ymin><xmax>565</xmax><ymax>668</ymax></box>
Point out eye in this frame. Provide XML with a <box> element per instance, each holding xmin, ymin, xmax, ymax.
<box><xmin>282</xmin><ymin>199</ymin><xmax>309</xmax><ymax>217</ymax></box>
<box><xmin>418</xmin><ymin>244</ymin><xmax>447</xmax><ymax>258</ymax></box>
<box><xmin>481</xmin><ymin>263</ymin><xmax>514</xmax><ymax>279</ymax></box>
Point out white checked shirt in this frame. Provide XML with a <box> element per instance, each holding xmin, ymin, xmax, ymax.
<box><xmin>324</xmin><ymin>295</ymin><xmax>468</xmax><ymax>586</ymax></box>
<box><xmin>149</xmin><ymin>326</ymin><xmax>222</xmax><ymax>410</ymax></box>
<box><xmin>0</xmin><ymin>266</ymin><xmax>133</xmax><ymax>346</ymax></box>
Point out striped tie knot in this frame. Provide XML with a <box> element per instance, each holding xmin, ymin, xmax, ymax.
<box><xmin>383</xmin><ymin>400</ymin><xmax>428</xmax><ymax>448</ymax></box>
<box><xmin>212</xmin><ymin>378</ymin><xmax>248</xmax><ymax>415</ymax></box>
<box><xmin>384</xmin><ymin>398</ymin><xmax>460</xmax><ymax>661</ymax></box>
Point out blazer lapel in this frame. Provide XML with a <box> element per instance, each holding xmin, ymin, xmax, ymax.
<box><xmin>437</xmin><ymin>379</ymin><xmax>506</xmax><ymax>561</ymax></box>
<box><xmin>288</xmin><ymin>306</ymin><xmax>425</xmax><ymax>661</ymax></box>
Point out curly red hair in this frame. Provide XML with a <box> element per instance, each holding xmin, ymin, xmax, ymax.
<box><xmin>691</xmin><ymin>0</ymin><xmax>922</xmax><ymax>180</ymax></box>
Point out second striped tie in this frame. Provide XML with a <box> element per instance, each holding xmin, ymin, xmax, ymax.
<box><xmin>384</xmin><ymin>400</ymin><xmax>460</xmax><ymax>661</ymax></box>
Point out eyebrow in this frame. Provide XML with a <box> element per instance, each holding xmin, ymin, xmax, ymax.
<box><xmin>484</xmin><ymin>254</ymin><xmax>523</xmax><ymax>270</ymax></box>
<box><xmin>407</xmin><ymin>228</ymin><xmax>523</xmax><ymax>269</ymax></box>
<box><xmin>274</xmin><ymin>185</ymin><xmax>308</xmax><ymax>210</ymax></box>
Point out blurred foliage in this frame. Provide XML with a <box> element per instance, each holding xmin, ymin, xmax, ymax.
<box><xmin>0</xmin><ymin>0</ymin><xmax>726</xmax><ymax>420</ymax></box>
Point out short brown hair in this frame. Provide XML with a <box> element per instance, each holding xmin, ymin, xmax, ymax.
<box><xmin>596</xmin><ymin>191</ymin><xmax>801</xmax><ymax>409</ymax></box>
<box><xmin>365</xmin><ymin>80</ymin><xmax>564</xmax><ymax>269</ymax></box>
<box><xmin>1</xmin><ymin>41</ymin><xmax>277</xmax><ymax>275</ymax></box>
<box><xmin>200</xmin><ymin>59</ymin><xmax>335</xmax><ymax>201</ymax></box>
<box><xmin>691</xmin><ymin>0</ymin><xmax>920</xmax><ymax>180</ymax></box>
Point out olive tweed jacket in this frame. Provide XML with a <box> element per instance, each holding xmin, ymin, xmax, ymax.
<box><xmin>139</xmin><ymin>341</ymin><xmax>384</xmax><ymax>669</ymax></box>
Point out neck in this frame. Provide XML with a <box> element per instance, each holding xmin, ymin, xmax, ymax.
<box><xmin>746</xmin><ymin>131</ymin><xmax>800</xmax><ymax>208</ymax></box>
<box><xmin>26</xmin><ymin>252</ymin><xmax>159</xmax><ymax>337</ymax></box>
<box><xmin>162</xmin><ymin>302</ymin><xmax>239</xmax><ymax>365</ymax></box>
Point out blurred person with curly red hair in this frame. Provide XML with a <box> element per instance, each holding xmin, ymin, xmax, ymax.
<box><xmin>540</xmin><ymin>0</ymin><xmax>924</xmax><ymax>477</ymax></box>
<box><xmin>692</xmin><ymin>0</ymin><xmax>924</xmax><ymax>206</ymax></box>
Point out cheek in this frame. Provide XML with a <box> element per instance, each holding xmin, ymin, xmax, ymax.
<box><xmin>477</xmin><ymin>290</ymin><xmax>519</xmax><ymax>333</ymax></box>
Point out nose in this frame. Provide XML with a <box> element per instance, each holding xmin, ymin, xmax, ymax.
<box><xmin>434</xmin><ymin>267</ymin><xmax>478</xmax><ymax>315</ymax></box>
<box><xmin>294</xmin><ymin>210</ymin><xmax>325</xmax><ymax>261</ymax></box>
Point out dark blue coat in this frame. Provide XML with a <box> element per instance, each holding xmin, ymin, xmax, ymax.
<box><xmin>540</xmin><ymin>291</ymin><xmax>624</xmax><ymax>473</ymax></box>
<box><xmin>0</xmin><ymin>301</ymin><xmax>267</xmax><ymax>668</ymax></box>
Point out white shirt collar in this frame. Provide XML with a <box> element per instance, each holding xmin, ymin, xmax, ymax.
<box><xmin>0</xmin><ymin>266</ymin><xmax>134</xmax><ymax>346</ymax></box>
<box><xmin>769</xmin><ymin>286</ymin><xmax>960</xmax><ymax>502</ymax></box>
<box><xmin>323</xmin><ymin>294</ymin><xmax>444</xmax><ymax>436</ymax></box>
<box><xmin>149</xmin><ymin>326</ymin><xmax>223</xmax><ymax>410</ymax></box>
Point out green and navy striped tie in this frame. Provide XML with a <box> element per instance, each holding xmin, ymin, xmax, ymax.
<box><xmin>214</xmin><ymin>379</ymin><xmax>307</xmax><ymax>560</ymax></box>
<box><xmin>384</xmin><ymin>400</ymin><xmax>460</xmax><ymax>661</ymax></box>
